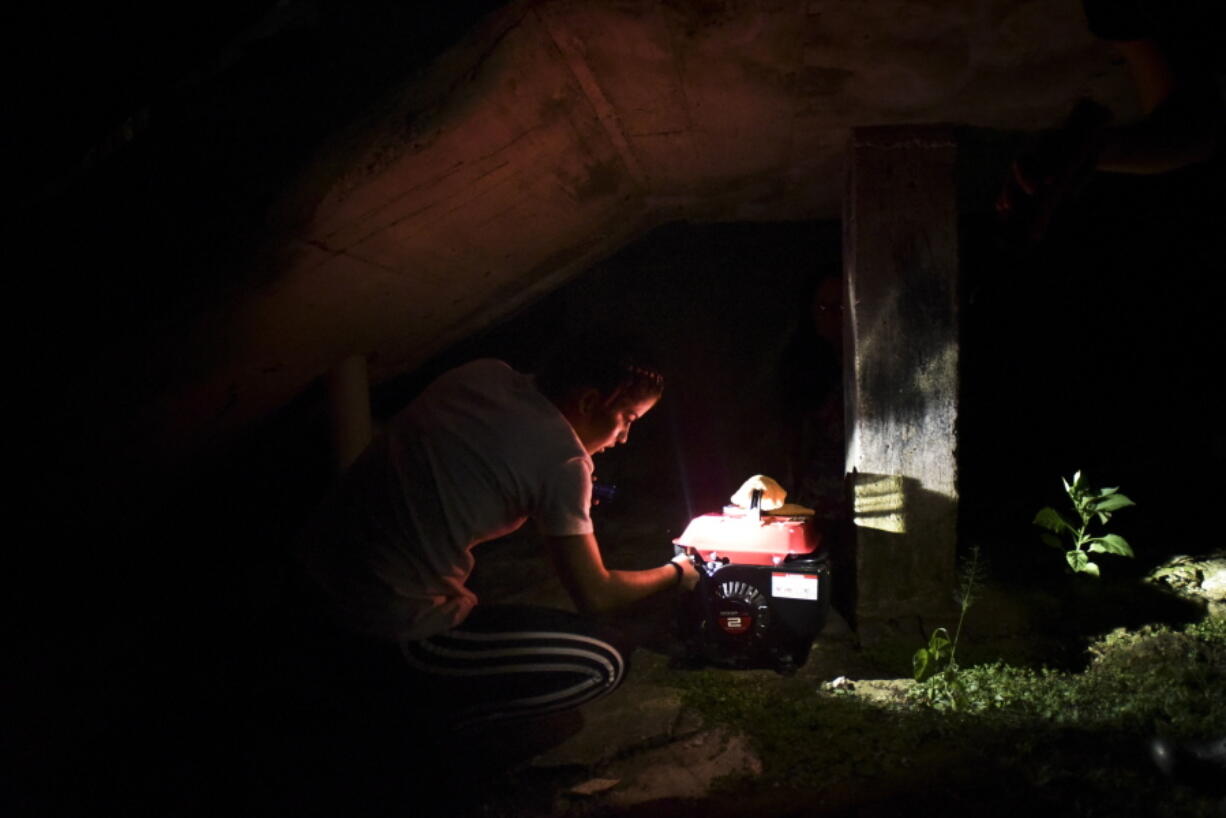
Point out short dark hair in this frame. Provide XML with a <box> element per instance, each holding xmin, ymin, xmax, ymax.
<box><xmin>534</xmin><ymin>331</ymin><xmax>664</xmax><ymax>408</ymax></box>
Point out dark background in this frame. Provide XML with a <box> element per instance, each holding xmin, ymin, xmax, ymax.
<box><xmin>11</xmin><ymin>185</ymin><xmax>1226</xmax><ymax>816</ymax></box>
<box><xmin>6</xmin><ymin>2</ymin><xmax>1226</xmax><ymax>814</ymax></box>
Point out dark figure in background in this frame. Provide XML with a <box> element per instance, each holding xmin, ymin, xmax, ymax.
<box><xmin>776</xmin><ymin>270</ymin><xmax>852</xmax><ymax>621</ymax></box>
<box><xmin>997</xmin><ymin>0</ymin><xmax>1225</xmax><ymax>242</ymax></box>
<box><xmin>289</xmin><ymin>340</ymin><xmax>698</xmax><ymax>740</ymax></box>
<box><xmin>779</xmin><ymin>272</ymin><xmax>845</xmax><ymax>521</ymax></box>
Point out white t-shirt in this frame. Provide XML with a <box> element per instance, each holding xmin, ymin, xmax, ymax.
<box><xmin>299</xmin><ymin>360</ymin><xmax>594</xmax><ymax>640</ymax></box>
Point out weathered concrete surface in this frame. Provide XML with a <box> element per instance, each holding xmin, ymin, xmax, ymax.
<box><xmin>1147</xmin><ymin>551</ymin><xmax>1226</xmax><ymax>618</ymax></box>
<box><xmin>532</xmin><ymin>677</ymin><xmax>685</xmax><ymax>768</ymax></box>
<box><xmin>599</xmin><ymin>728</ymin><xmax>763</xmax><ymax>808</ymax></box>
<box><xmin>524</xmin><ymin>621</ymin><xmax>865</xmax><ymax>810</ymax></box>
<box><xmin>843</xmin><ymin>125</ymin><xmax>960</xmax><ymax>631</ymax></box>
<box><xmin>133</xmin><ymin>0</ymin><xmax>1134</xmax><ymax>461</ymax></box>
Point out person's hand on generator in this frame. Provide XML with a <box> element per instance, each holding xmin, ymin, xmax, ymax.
<box><xmin>670</xmin><ymin>553</ymin><xmax>701</xmax><ymax>591</ymax></box>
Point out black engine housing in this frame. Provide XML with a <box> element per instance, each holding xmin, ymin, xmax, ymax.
<box><xmin>678</xmin><ymin>551</ymin><xmax>831</xmax><ymax>674</ymax></box>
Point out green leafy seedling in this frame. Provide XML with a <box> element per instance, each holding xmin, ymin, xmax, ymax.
<box><xmin>1033</xmin><ymin>471</ymin><xmax>1135</xmax><ymax>577</ymax></box>
<box><xmin>912</xmin><ymin>546</ymin><xmax>984</xmax><ymax>711</ymax></box>
<box><xmin>913</xmin><ymin>627</ymin><xmax>952</xmax><ymax>682</ymax></box>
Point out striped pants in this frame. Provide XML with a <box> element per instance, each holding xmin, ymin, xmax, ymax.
<box><xmin>400</xmin><ymin>605</ymin><xmax>628</xmax><ymax>731</ymax></box>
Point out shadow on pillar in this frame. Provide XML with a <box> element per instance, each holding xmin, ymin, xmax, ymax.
<box><xmin>847</xmin><ymin>472</ymin><xmax>959</xmax><ymax>642</ymax></box>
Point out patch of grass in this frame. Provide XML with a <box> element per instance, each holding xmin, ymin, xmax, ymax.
<box><xmin>663</xmin><ymin>614</ymin><xmax>1226</xmax><ymax>817</ymax></box>
<box><xmin>908</xmin><ymin>615</ymin><xmax>1226</xmax><ymax>736</ymax></box>
<box><xmin>1079</xmin><ymin>618</ymin><xmax>1226</xmax><ymax>735</ymax></box>
<box><xmin>667</xmin><ymin>669</ymin><xmax>938</xmax><ymax>794</ymax></box>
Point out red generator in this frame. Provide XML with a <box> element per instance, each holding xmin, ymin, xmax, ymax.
<box><xmin>674</xmin><ymin>494</ymin><xmax>831</xmax><ymax>673</ymax></box>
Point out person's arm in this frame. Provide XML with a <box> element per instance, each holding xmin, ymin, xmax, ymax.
<box><xmin>545</xmin><ymin>532</ymin><xmax>699</xmax><ymax>615</ymax></box>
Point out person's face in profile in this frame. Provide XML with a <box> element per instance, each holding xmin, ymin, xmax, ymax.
<box><xmin>572</xmin><ymin>393</ymin><xmax>659</xmax><ymax>456</ymax></box>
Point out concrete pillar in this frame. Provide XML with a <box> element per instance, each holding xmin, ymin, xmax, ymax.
<box><xmin>326</xmin><ymin>354</ymin><xmax>373</xmax><ymax>474</ymax></box>
<box><xmin>842</xmin><ymin>125</ymin><xmax>959</xmax><ymax>636</ymax></box>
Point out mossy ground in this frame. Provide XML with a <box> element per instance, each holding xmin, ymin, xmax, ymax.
<box><xmin>639</xmin><ymin>576</ymin><xmax>1226</xmax><ymax>818</ymax></box>
<box><xmin>452</xmin><ymin>589</ymin><xmax>1223</xmax><ymax>817</ymax></box>
<box><xmin>450</xmin><ymin>533</ymin><xmax>1226</xmax><ymax>817</ymax></box>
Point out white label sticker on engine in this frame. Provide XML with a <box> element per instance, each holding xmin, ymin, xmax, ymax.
<box><xmin>771</xmin><ymin>572</ymin><xmax>818</xmax><ymax>601</ymax></box>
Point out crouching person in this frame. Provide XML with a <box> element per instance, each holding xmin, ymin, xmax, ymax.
<box><xmin>291</xmin><ymin>339</ymin><xmax>699</xmax><ymax>737</ymax></box>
